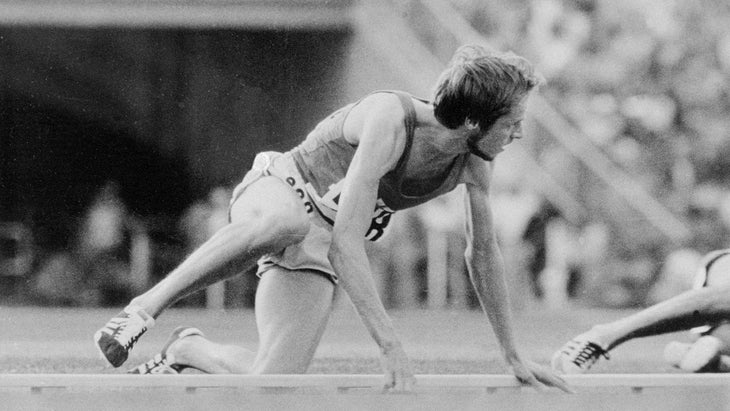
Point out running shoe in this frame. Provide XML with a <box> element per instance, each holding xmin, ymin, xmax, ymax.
<box><xmin>94</xmin><ymin>305</ymin><xmax>155</xmax><ymax>368</ymax></box>
<box><xmin>128</xmin><ymin>326</ymin><xmax>204</xmax><ymax>374</ymax></box>
<box><xmin>551</xmin><ymin>337</ymin><xmax>609</xmax><ymax>374</ymax></box>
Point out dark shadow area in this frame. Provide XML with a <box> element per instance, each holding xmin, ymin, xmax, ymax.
<box><xmin>1</xmin><ymin>93</ymin><xmax>194</xmax><ymax>250</ymax></box>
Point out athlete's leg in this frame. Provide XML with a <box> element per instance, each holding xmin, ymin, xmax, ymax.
<box><xmin>664</xmin><ymin>256</ymin><xmax>730</xmax><ymax>372</ymax></box>
<box><xmin>554</xmin><ymin>253</ymin><xmax>730</xmax><ymax>373</ymax></box>
<box><xmin>553</xmin><ymin>284</ymin><xmax>730</xmax><ymax>373</ymax></box>
<box><xmin>590</xmin><ymin>254</ymin><xmax>730</xmax><ymax>351</ymax></box>
<box><xmin>130</xmin><ymin>176</ymin><xmax>311</xmax><ymax>318</ymax></box>
<box><xmin>251</xmin><ymin>268</ymin><xmax>337</xmax><ymax>373</ymax></box>
<box><xmin>95</xmin><ymin>175</ymin><xmax>312</xmax><ymax>368</ymax></box>
<box><xmin>155</xmin><ymin>267</ymin><xmax>337</xmax><ymax>374</ymax></box>
<box><xmin>578</xmin><ymin>285</ymin><xmax>730</xmax><ymax>351</ymax></box>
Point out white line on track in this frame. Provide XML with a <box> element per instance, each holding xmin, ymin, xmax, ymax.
<box><xmin>4</xmin><ymin>374</ymin><xmax>729</xmax><ymax>411</ymax></box>
<box><xmin>2</xmin><ymin>374</ymin><xmax>730</xmax><ymax>390</ymax></box>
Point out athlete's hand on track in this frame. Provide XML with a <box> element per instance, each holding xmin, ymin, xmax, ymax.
<box><xmin>380</xmin><ymin>342</ymin><xmax>416</xmax><ymax>392</ymax></box>
<box><xmin>509</xmin><ymin>356</ymin><xmax>575</xmax><ymax>393</ymax></box>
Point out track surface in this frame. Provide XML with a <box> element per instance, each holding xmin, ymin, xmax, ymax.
<box><xmin>1</xmin><ymin>304</ymin><xmax>726</xmax><ymax>410</ymax></box>
<box><xmin>0</xmin><ymin>304</ymin><xmax>689</xmax><ymax>373</ymax></box>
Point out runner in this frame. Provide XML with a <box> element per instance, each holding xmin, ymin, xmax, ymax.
<box><xmin>94</xmin><ymin>44</ymin><xmax>570</xmax><ymax>392</ymax></box>
<box><xmin>553</xmin><ymin>249</ymin><xmax>730</xmax><ymax>374</ymax></box>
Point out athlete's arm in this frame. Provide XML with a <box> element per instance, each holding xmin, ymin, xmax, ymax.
<box><xmin>462</xmin><ymin>157</ymin><xmax>572</xmax><ymax>392</ymax></box>
<box><xmin>327</xmin><ymin>93</ymin><xmax>415</xmax><ymax>391</ymax></box>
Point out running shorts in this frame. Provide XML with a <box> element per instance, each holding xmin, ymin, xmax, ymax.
<box><xmin>229</xmin><ymin>151</ymin><xmax>338</xmax><ymax>284</ymax></box>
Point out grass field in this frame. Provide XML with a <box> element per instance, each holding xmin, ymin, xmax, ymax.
<box><xmin>1</xmin><ymin>304</ymin><xmax>728</xmax><ymax>410</ymax></box>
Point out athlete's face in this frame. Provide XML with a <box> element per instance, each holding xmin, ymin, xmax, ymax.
<box><xmin>468</xmin><ymin>98</ymin><xmax>527</xmax><ymax>161</ymax></box>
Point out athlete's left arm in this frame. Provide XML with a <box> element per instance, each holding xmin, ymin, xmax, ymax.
<box><xmin>461</xmin><ymin>157</ymin><xmax>572</xmax><ymax>393</ymax></box>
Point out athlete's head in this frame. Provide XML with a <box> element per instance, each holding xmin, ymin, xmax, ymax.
<box><xmin>433</xmin><ymin>45</ymin><xmax>542</xmax><ymax>130</ymax></box>
<box><xmin>433</xmin><ymin>45</ymin><xmax>543</xmax><ymax>160</ymax></box>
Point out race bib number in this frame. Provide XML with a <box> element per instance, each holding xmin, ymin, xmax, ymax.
<box><xmin>366</xmin><ymin>204</ymin><xmax>394</xmax><ymax>241</ymax></box>
<box><xmin>305</xmin><ymin>181</ymin><xmax>394</xmax><ymax>241</ymax></box>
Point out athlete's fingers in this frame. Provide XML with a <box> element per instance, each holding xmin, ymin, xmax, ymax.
<box><xmin>512</xmin><ymin>362</ymin><xmax>545</xmax><ymax>391</ymax></box>
<box><xmin>529</xmin><ymin>362</ymin><xmax>575</xmax><ymax>393</ymax></box>
<box><xmin>536</xmin><ymin>369</ymin><xmax>575</xmax><ymax>393</ymax></box>
<box><xmin>518</xmin><ymin>372</ymin><xmax>547</xmax><ymax>392</ymax></box>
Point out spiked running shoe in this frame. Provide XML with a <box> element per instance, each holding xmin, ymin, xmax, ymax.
<box><xmin>128</xmin><ymin>326</ymin><xmax>204</xmax><ymax>374</ymax></box>
<box><xmin>551</xmin><ymin>338</ymin><xmax>609</xmax><ymax>374</ymax></box>
<box><xmin>94</xmin><ymin>305</ymin><xmax>155</xmax><ymax>368</ymax></box>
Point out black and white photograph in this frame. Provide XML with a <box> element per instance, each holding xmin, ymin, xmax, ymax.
<box><xmin>2</xmin><ymin>0</ymin><xmax>730</xmax><ymax>409</ymax></box>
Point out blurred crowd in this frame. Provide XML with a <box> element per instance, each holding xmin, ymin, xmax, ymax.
<box><xmin>0</xmin><ymin>181</ymin><xmax>239</xmax><ymax>307</ymax></box>
<box><xmin>431</xmin><ymin>0</ymin><xmax>730</xmax><ymax>309</ymax></box>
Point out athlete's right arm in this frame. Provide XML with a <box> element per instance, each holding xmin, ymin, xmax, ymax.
<box><xmin>327</xmin><ymin>94</ymin><xmax>416</xmax><ymax>391</ymax></box>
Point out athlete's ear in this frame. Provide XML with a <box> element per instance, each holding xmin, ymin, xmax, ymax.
<box><xmin>465</xmin><ymin>118</ymin><xmax>479</xmax><ymax>130</ymax></box>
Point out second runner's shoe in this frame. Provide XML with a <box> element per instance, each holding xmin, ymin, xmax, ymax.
<box><xmin>94</xmin><ymin>305</ymin><xmax>155</xmax><ymax>368</ymax></box>
<box><xmin>551</xmin><ymin>337</ymin><xmax>609</xmax><ymax>374</ymax></box>
<box><xmin>128</xmin><ymin>326</ymin><xmax>204</xmax><ymax>374</ymax></box>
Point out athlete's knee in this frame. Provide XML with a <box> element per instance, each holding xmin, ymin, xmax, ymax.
<box><xmin>230</xmin><ymin>176</ymin><xmax>309</xmax><ymax>223</ymax></box>
<box><xmin>258</xmin><ymin>212</ymin><xmax>310</xmax><ymax>244</ymax></box>
<box><xmin>216</xmin><ymin>215</ymin><xmax>307</xmax><ymax>259</ymax></box>
<box><xmin>231</xmin><ymin>195</ymin><xmax>309</xmax><ymax>233</ymax></box>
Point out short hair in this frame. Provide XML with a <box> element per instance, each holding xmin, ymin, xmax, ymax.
<box><xmin>433</xmin><ymin>45</ymin><xmax>544</xmax><ymax>130</ymax></box>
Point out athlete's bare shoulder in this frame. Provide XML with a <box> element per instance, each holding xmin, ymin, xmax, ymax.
<box><xmin>342</xmin><ymin>92</ymin><xmax>406</xmax><ymax>146</ymax></box>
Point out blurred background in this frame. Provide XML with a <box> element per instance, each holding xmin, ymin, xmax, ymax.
<box><xmin>0</xmin><ymin>0</ymin><xmax>728</xmax><ymax>312</ymax></box>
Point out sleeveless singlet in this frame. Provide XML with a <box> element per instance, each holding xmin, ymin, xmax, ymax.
<box><xmin>288</xmin><ymin>90</ymin><xmax>469</xmax><ymax>238</ymax></box>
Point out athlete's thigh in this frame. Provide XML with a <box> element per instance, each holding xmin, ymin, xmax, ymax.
<box><xmin>230</xmin><ymin>175</ymin><xmax>309</xmax><ymax>228</ymax></box>
<box><xmin>252</xmin><ymin>267</ymin><xmax>336</xmax><ymax>374</ymax></box>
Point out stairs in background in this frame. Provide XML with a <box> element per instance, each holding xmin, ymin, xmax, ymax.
<box><xmin>355</xmin><ymin>0</ymin><xmax>691</xmax><ymax>247</ymax></box>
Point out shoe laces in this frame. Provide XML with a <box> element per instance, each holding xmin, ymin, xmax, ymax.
<box><xmin>108</xmin><ymin>313</ymin><xmax>148</xmax><ymax>351</ymax></box>
<box><xmin>566</xmin><ymin>340</ymin><xmax>609</xmax><ymax>369</ymax></box>
<box><xmin>135</xmin><ymin>353</ymin><xmax>174</xmax><ymax>374</ymax></box>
